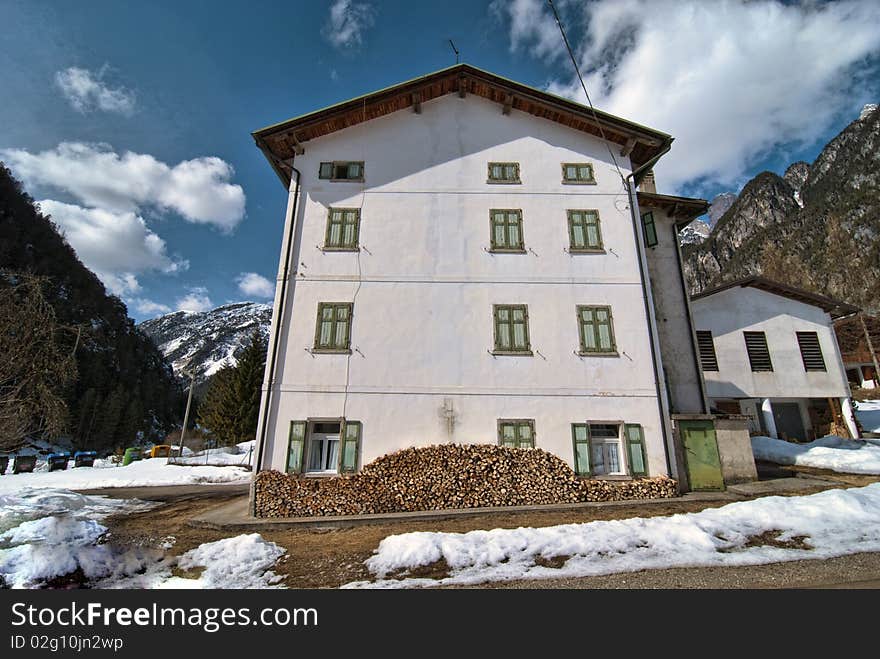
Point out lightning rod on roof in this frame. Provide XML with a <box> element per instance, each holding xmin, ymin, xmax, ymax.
<box><xmin>448</xmin><ymin>39</ymin><xmax>460</xmax><ymax>64</ymax></box>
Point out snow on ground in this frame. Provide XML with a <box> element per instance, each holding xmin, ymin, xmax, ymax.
<box><xmin>0</xmin><ymin>489</ymin><xmax>284</xmax><ymax>589</ymax></box>
<box><xmin>856</xmin><ymin>399</ymin><xmax>880</xmax><ymax>433</ymax></box>
<box><xmin>0</xmin><ymin>457</ymin><xmax>250</xmax><ymax>495</ymax></box>
<box><xmin>751</xmin><ymin>435</ymin><xmax>880</xmax><ymax>474</ymax></box>
<box><xmin>171</xmin><ymin>441</ymin><xmax>254</xmax><ymax>467</ymax></box>
<box><xmin>343</xmin><ymin>483</ymin><xmax>880</xmax><ymax>589</ymax></box>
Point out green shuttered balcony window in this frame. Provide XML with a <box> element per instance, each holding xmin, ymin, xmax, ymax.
<box><xmin>489</xmin><ymin>209</ymin><xmax>525</xmax><ymax>252</ymax></box>
<box><xmin>562</xmin><ymin>162</ymin><xmax>596</xmax><ymax>184</ymax></box>
<box><xmin>498</xmin><ymin>419</ymin><xmax>535</xmax><ymax>449</ymax></box>
<box><xmin>487</xmin><ymin>162</ymin><xmax>520</xmax><ymax>184</ymax></box>
<box><xmin>492</xmin><ymin>304</ymin><xmax>531</xmax><ymax>355</ymax></box>
<box><xmin>324</xmin><ymin>208</ymin><xmax>360</xmax><ymax>250</ymax></box>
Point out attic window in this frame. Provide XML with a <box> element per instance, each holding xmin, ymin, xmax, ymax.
<box><xmin>744</xmin><ymin>331</ymin><xmax>773</xmax><ymax>372</ymax></box>
<box><xmin>796</xmin><ymin>331</ymin><xmax>826</xmax><ymax>372</ymax></box>
<box><xmin>319</xmin><ymin>161</ymin><xmax>364</xmax><ymax>181</ymax></box>
<box><xmin>487</xmin><ymin>162</ymin><xmax>520</xmax><ymax>184</ymax></box>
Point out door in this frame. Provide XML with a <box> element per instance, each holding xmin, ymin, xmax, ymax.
<box><xmin>773</xmin><ymin>403</ymin><xmax>806</xmax><ymax>441</ymax></box>
<box><xmin>307</xmin><ymin>422</ymin><xmax>341</xmax><ymax>473</ymax></box>
<box><xmin>679</xmin><ymin>420</ymin><xmax>724</xmax><ymax>491</ymax></box>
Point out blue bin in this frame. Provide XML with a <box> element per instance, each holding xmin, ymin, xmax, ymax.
<box><xmin>74</xmin><ymin>451</ymin><xmax>97</xmax><ymax>467</ymax></box>
<box><xmin>47</xmin><ymin>452</ymin><xmax>70</xmax><ymax>471</ymax></box>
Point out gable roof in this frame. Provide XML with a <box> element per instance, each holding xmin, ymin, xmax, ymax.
<box><xmin>253</xmin><ymin>64</ymin><xmax>672</xmax><ymax>188</ymax></box>
<box><xmin>637</xmin><ymin>191</ymin><xmax>708</xmax><ymax>226</ymax></box>
<box><xmin>691</xmin><ymin>276</ymin><xmax>859</xmax><ymax>319</ymax></box>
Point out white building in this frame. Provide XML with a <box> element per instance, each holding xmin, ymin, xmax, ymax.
<box><xmin>690</xmin><ymin>277</ymin><xmax>860</xmax><ymax>440</ymax></box>
<box><xmin>250</xmin><ymin>65</ymin><xmax>709</xmax><ymax>487</ymax></box>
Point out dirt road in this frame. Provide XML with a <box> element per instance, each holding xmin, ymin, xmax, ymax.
<box><xmin>99</xmin><ymin>474</ymin><xmax>880</xmax><ymax>589</ymax></box>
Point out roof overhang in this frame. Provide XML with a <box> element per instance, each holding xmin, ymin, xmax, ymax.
<box><xmin>637</xmin><ymin>191</ymin><xmax>708</xmax><ymax>228</ymax></box>
<box><xmin>252</xmin><ymin>64</ymin><xmax>672</xmax><ymax>188</ymax></box>
<box><xmin>691</xmin><ymin>276</ymin><xmax>860</xmax><ymax>319</ymax></box>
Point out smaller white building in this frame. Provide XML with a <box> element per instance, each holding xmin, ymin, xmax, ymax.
<box><xmin>690</xmin><ymin>277</ymin><xmax>860</xmax><ymax>440</ymax></box>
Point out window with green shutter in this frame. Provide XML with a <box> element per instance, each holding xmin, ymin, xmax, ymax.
<box><xmin>567</xmin><ymin>210</ymin><xmax>603</xmax><ymax>252</ymax></box>
<box><xmin>487</xmin><ymin>162</ymin><xmax>520</xmax><ymax>184</ymax></box>
<box><xmin>318</xmin><ymin>161</ymin><xmax>364</xmax><ymax>181</ymax></box>
<box><xmin>572</xmin><ymin>424</ymin><xmax>591</xmax><ymax>476</ymax></box>
<box><xmin>641</xmin><ymin>211</ymin><xmax>658</xmax><ymax>248</ymax></box>
<box><xmin>493</xmin><ymin>304</ymin><xmax>531</xmax><ymax>354</ymax></box>
<box><xmin>561</xmin><ymin>162</ymin><xmax>596</xmax><ymax>184</ymax></box>
<box><xmin>324</xmin><ymin>208</ymin><xmax>360</xmax><ymax>250</ymax></box>
<box><xmin>498</xmin><ymin>419</ymin><xmax>535</xmax><ymax>448</ymax></box>
<box><xmin>286</xmin><ymin>420</ymin><xmax>307</xmax><ymax>474</ymax></box>
<box><xmin>489</xmin><ymin>209</ymin><xmax>525</xmax><ymax>252</ymax></box>
<box><xmin>313</xmin><ymin>302</ymin><xmax>353</xmax><ymax>352</ymax></box>
<box><xmin>339</xmin><ymin>420</ymin><xmax>361</xmax><ymax>473</ymax></box>
<box><xmin>625</xmin><ymin>424</ymin><xmax>648</xmax><ymax>477</ymax></box>
<box><xmin>577</xmin><ymin>305</ymin><xmax>617</xmax><ymax>355</ymax></box>
<box><xmin>587</xmin><ymin>423</ymin><xmax>624</xmax><ymax>475</ymax></box>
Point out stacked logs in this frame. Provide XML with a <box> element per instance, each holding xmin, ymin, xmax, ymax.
<box><xmin>254</xmin><ymin>444</ymin><xmax>678</xmax><ymax>518</ymax></box>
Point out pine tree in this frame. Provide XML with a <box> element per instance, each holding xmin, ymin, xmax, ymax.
<box><xmin>197</xmin><ymin>329</ymin><xmax>267</xmax><ymax>445</ymax></box>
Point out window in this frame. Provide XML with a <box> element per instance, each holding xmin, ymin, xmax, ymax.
<box><xmin>318</xmin><ymin>161</ymin><xmax>364</xmax><ymax>181</ymax></box>
<box><xmin>625</xmin><ymin>424</ymin><xmax>647</xmax><ymax>477</ymax></box>
<box><xmin>743</xmin><ymin>331</ymin><xmax>773</xmax><ymax>372</ymax></box>
<box><xmin>567</xmin><ymin>210</ymin><xmax>603</xmax><ymax>251</ymax></box>
<box><xmin>287</xmin><ymin>419</ymin><xmax>362</xmax><ymax>475</ymax></box>
<box><xmin>487</xmin><ymin>162</ymin><xmax>520</xmax><ymax>184</ymax></box>
<box><xmin>642</xmin><ymin>211</ymin><xmax>658</xmax><ymax>248</ymax></box>
<box><xmin>577</xmin><ymin>305</ymin><xmax>616</xmax><ymax>354</ymax></box>
<box><xmin>796</xmin><ymin>331</ymin><xmax>827</xmax><ymax>372</ymax></box>
<box><xmin>493</xmin><ymin>304</ymin><xmax>531</xmax><ymax>354</ymax></box>
<box><xmin>562</xmin><ymin>162</ymin><xmax>596</xmax><ymax>184</ymax></box>
<box><xmin>314</xmin><ymin>303</ymin><xmax>353</xmax><ymax>352</ymax></box>
<box><xmin>489</xmin><ymin>209</ymin><xmax>524</xmax><ymax>252</ymax></box>
<box><xmin>324</xmin><ymin>208</ymin><xmax>360</xmax><ymax>250</ymax></box>
<box><xmin>498</xmin><ymin>419</ymin><xmax>535</xmax><ymax>448</ymax></box>
<box><xmin>696</xmin><ymin>330</ymin><xmax>719</xmax><ymax>371</ymax></box>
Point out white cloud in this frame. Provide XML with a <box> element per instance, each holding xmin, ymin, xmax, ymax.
<box><xmin>55</xmin><ymin>66</ymin><xmax>136</xmax><ymax>115</ymax></box>
<box><xmin>323</xmin><ymin>0</ymin><xmax>375</xmax><ymax>49</ymax></box>
<box><xmin>490</xmin><ymin>0</ymin><xmax>564</xmax><ymax>61</ymax></box>
<box><xmin>176</xmin><ymin>287</ymin><xmax>214</xmax><ymax>313</ymax></box>
<box><xmin>38</xmin><ymin>199</ymin><xmax>187</xmax><ymax>297</ymax></box>
<box><xmin>236</xmin><ymin>272</ymin><xmax>275</xmax><ymax>299</ymax></box>
<box><xmin>1</xmin><ymin>142</ymin><xmax>246</xmax><ymax>231</ymax></box>
<box><xmin>494</xmin><ymin>0</ymin><xmax>880</xmax><ymax>191</ymax></box>
<box><xmin>133</xmin><ymin>298</ymin><xmax>172</xmax><ymax>317</ymax></box>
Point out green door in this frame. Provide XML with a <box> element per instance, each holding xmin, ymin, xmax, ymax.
<box><xmin>679</xmin><ymin>420</ymin><xmax>724</xmax><ymax>491</ymax></box>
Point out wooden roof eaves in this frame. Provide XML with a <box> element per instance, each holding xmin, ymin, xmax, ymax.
<box><xmin>691</xmin><ymin>276</ymin><xmax>860</xmax><ymax>318</ymax></box>
<box><xmin>637</xmin><ymin>191</ymin><xmax>708</xmax><ymax>225</ymax></box>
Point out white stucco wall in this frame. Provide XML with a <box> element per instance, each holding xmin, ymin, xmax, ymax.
<box><xmin>257</xmin><ymin>93</ymin><xmax>669</xmax><ymax>476</ymax></box>
<box><xmin>690</xmin><ymin>286</ymin><xmax>851</xmax><ymax>400</ymax></box>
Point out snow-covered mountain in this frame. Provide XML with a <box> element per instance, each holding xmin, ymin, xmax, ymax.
<box><xmin>679</xmin><ymin>220</ymin><xmax>710</xmax><ymax>245</ymax></box>
<box><xmin>139</xmin><ymin>302</ymin><xmax>271</xmax><ymax>383</ymax></box>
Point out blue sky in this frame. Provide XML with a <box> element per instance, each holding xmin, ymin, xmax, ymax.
<box><xmin>1</xmin><ymin>0</ymin><xmax>878</xmax><ymax>321</ymax></box>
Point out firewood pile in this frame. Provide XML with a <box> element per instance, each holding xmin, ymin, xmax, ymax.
<box><xmin>254</xmin><ymin>444</ymin><xmax>678</xmax><ymax>518</ymax></box>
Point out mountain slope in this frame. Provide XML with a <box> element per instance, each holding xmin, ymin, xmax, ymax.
<box><xmin>683</xmin><ymin>105</ymin><xmax>880</xmax><ymax>312</ymax></box>
<box><xmin>0</xmin><ymin>164</ymin><xmax>183</xmax><ymax>450</ymax></box>
<box><xmin>139</xmin><ymin>302</ymin><xmax>271</xmax><ymax>384</ymax></box>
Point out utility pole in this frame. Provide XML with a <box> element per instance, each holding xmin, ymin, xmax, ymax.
<box><xmin>176</xmin><ymin>369</ymin><xmax>196</xmax><ymax>462</ymax></box>
<box><xmin>860</xmin><ymin>312</ymin><xmax>880</xmax><ymax>387</ymax></box>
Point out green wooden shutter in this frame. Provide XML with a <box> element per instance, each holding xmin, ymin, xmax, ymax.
<box><xmin>335</xmin><ymin>304</ymin><xmax>351</xmax><ymax>349</ymax></box>
<box><xmin>642</xmin><ymin>212</ymin><xmax>658</xmax><ymax>247</ymax></box>
<box><xmin>286</xmin><ymin>421</ymin><xmax>307</xmax><ymax>474</ymax></box>
<box><xmin>572</xmin><ymin>424</ymin><xmax>592</xmax><ymax>476</ymax></box>
<box><xmin>596</xmin><ymin>307</ymin><xmax>614</xmax><ymax>351</ymax></box>
<box><xmin>518</xmin><ymin>421</ymin><xmax>534</xmax><ymax>448</ymax></box>
<box><xmin>499</xmin><ymin>422</ymin><xmax>517</xmax><ymax>447</ymax></box>
<box><xmin>319</xmin><ymin>162</ymin><xmax>333</xmax><ymax>179</ymax></box>
<box><xmin>339</xmin><ymin>421</ymin><xmax>361</xmax><ymax>473</ymax></box>
<box><xmin>625</xmin><ymin>424</ymin><xmax>647</xmax><ymax>477</ymax></box>
<box><xmin>347</xmin><ymin>162</ymin><xmax>362</xmax><ymax>179</ymax></box>
<box><xmin>585</xmin><ymin>212</ymin><xmax>601</xmax><ymax>248</ymax></box>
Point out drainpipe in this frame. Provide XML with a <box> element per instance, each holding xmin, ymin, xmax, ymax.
<box><xmin>252</xmin><ymin>139</ymin><xmax>302</xmax><ymax>514</ymax></box>
<box><xmin>623</xmin><ymin>140</ymin><xmax>676</xmax><ymax>479</ymax></box>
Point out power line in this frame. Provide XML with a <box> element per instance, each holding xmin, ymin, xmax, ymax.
<box><xmin>547</xmin><ymin>0</ymin><xmax>626</xmax><ymax>187</ymax></box>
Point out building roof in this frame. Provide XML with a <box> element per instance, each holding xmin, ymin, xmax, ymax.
<box><xmin>252</xmin><ymin>63</ymin><xmax>673</xmax><ymax>188</ymax></box>
<box><xmin>637</xmin><ymin>191</ymin><xmax>708</xmax><ymax>224</ymax></box>
<box><xmin>690</xmin><ymin>276</ymin><xmax>860</xmax><ymax>319</ymax></box>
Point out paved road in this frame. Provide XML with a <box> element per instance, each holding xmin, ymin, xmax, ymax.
<box><xmin>79</xmin><ymin>482</ymin><xmax>249</xmax><ymax>502</ymax></box>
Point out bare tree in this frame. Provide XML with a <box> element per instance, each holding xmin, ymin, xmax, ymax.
<box><xmin>0</xmin><ymin>272</ymin><xmax>78</xmax><ymax>451</ymax></box>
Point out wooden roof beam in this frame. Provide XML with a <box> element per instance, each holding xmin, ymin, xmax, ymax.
<box><xmin>288</xmin><ymin>134</ymin><xmax>305</xmax><ymax>156</ymax></box>
<box><xmin>502</xmin><ymin>93</ymin><xmax>514</xmax><ymax>115</ymax></box>
<box><xmin>620</xmin><ymin>137</ymin><xmax>637</xmax><ymax>157</ymax></box>
<box><xmin>411</xmin><ymin>92</ymin><xmax>421</xmax><ymax>114</ymax></box>
<box><xmin>458</xmin><ymin>75</ymin><xmax>467</xmax><ymax>98</ymax></box>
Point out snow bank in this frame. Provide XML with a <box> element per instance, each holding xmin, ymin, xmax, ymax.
<box><xmin>856</xmin><ymin>399</ymin><xmax>880</xmax><ymax>433</ymax></box>
<box><xmin>171</xmin><ymin>442</ymin><xmax>254</xmax><ymax>467</ymax></box>
<box><xmin>0</xmin><ymin>457</ymin><xmax>250</xmax><ymax>494</ymax></box>
<box><xmin>0</xmin><ymin>489</ymin><xmax>284</xmax><ymax>589</ymax></box>
<box><xmin>751</xmin><ymin>435</ymin><xmax>880</xmax><ymax>474</ymax></box>
<box><xmin>344</xmin><ymin>482</ymin><xmax>880</xmax><ymax>589</ymax></box>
